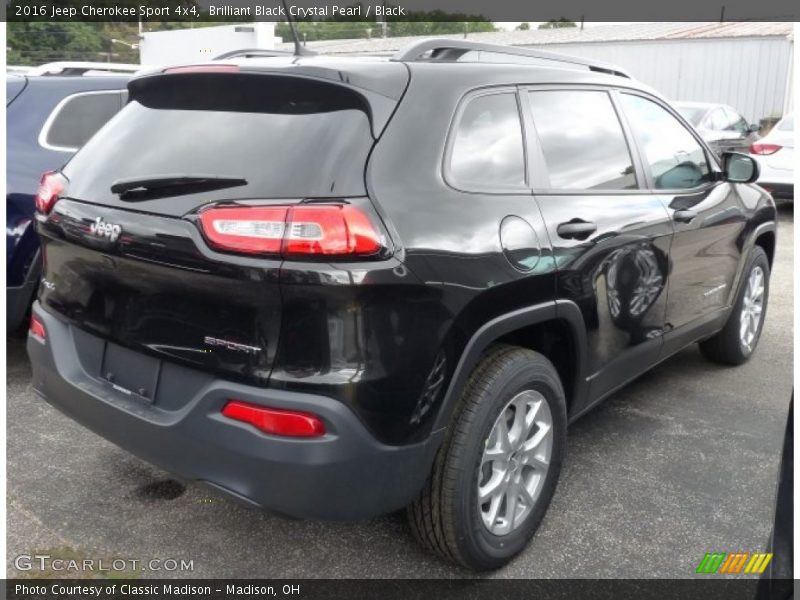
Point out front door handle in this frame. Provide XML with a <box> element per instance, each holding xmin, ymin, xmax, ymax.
<box><xmin>556</xmin><ymin>219</ymin><xmax>597</xmax><ymax>240</ymax></box>
<box><xmin>673</xmin><ymin>209</ymin><xmax>698</xmax><ymax>223</ymax></box>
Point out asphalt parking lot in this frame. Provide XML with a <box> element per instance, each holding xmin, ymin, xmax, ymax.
<box><xmin>7</xmin><ymin>205</ymin><xmax>793</xmax><ymax>579</ymax></box>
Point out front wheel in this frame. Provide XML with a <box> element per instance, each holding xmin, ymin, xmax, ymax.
<box><xmin>407</xmin><ymin>345</ymin><xmax>566</xmax><ymax>570</ymax></box>
<box><xmin>699</xmin><ymin>246</ymin><xmax>770</xmax><ymax>365</ymax></box>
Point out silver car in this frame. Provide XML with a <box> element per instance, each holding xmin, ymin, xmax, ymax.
<box><xmin>675</xmin><ymin>101</ymin><xmax>760</xmax><ymax>156</ymax></box>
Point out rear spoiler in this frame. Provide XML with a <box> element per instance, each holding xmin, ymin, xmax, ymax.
<box><xmin>127</xmin><ymin>66</ymin><xmax>408</xmax><ymax>138</ymax></box>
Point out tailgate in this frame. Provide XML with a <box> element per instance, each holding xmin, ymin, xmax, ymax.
<box><xmin>37</xmin><ymin>200</ymin><xmax>282</xmax><ymax>385</ymax></box>
<box><xmin>35</xmin><ymin>69</ymin><xmax>398</xmax><ymax>385</ymax></box>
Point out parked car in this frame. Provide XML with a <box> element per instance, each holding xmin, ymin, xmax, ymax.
<box><xmin>675</xmin><ymin>101</ymin><xmax>760</xmax><ymax>156</ymax></box>
<box><xmin>7</xmin><ymin>63</ymin><xmax>135</xmax><ymax>330</ymax></box>
<box><xmin>749</xmin><ymin>113</ymin><xmax>794</xmax><ymax>201</ymax></box>
<box><xmin>26</xmin><ymin>40</ymin><xmax>777</xmax><ymax>570</ymax></box>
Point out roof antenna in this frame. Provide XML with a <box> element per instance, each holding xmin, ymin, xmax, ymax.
<box><xmin>281</xmin><ymin>0</ymin><xmax>315</xmax><ymax>56</ymax></box>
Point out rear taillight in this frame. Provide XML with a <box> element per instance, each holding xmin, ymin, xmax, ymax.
<box><xmin>199</xmin><ymin>204</ymin><xmax>383</xmax><ymax>257</ymax></box>
<box><xmin>749</xmin><ymin>143</ymin><xmax>782</xmax><ymax>155</ymax></box>
<box><xmin>35</xmin><ymin>171</ymin><xmax>67</xmax><ymax>215</ymax></box>
<box><xmin>29</xmin><ymin>315</ymin><xmax>46</xmax><ymax>342</ymax></box>
<box><xmin>222</xmin><ymin>400</ymin><xmax>325</xmax><ymax>437</ymax></box>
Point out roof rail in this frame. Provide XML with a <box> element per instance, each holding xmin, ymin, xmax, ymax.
<box><xmin>391</xmin><ymin>39</ymin><xmax>631</xmax><ymax>78</ymax></box>
<box><xmin>213</xmin><ymin>48</ymin><xmax>312</xmax><ymax>60</ymax></box>
<box><xmin>28</xmin><ymin>62</ymin><xmax>141</xmax><ymax>76</ymax></box>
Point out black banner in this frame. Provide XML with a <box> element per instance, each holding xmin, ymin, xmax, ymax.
<box><xmin>5</xmin><ymin>578</ymin><xmax>786</xmax><ymax>600</ymax></box>
<box><xmin>3</xmin><ymin>0</ymin><xmax>799</xmax><ymax>22</ymax></box>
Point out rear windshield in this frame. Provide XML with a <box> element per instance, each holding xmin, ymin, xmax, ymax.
<box><xmin>63</xmin><ymin>73</ymin><xmax>374</xmax><ymax>209</ymax></box>
<box><xmin>677</xmin><ymin>106</ymin><xmax>706</xmax><ymax>127</ymax></box>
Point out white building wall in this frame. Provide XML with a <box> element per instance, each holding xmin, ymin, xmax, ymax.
<box><xmin>140</xmin><ymin>24</ymin><xmax>277</xmax><ymax>66</ymax></box>
<box><xmin>522</xmin><ymin>38</ymin><xmax>793</xmax><ymax>123</ymax></box>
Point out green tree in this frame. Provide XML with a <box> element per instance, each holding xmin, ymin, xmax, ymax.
<box><xmin>8</xmin><ymin>22</ymin><xmax>105</xmax><ymax>64</ymax></box>
<box><xmin>517</xmin><ymin>22</ymin><xmax>531</xmax><ymax>31</ymax></box>
<box><xmin>8</xmin><ymin>20</ymin><xmax>243</xmax><ymax>65</ymax></box>
<box><xmin>538</xmin><ymin>19</ymin><xmax>577</xmax><ymax>29</ymax></box>
<box><xmin>275</xmin><ymin>7</ymin><xmax>494</xmax><ymax>42</ymax></box>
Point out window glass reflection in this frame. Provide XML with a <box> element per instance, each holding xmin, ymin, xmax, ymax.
<box><xmin>528</xmin><ymin>90</ymin><xmax>636</xmax><ymax>190</ymax></box>
<box><xmin>621</xmin><ymin>94</ymin><xmax>711</xmax><ymax>190</ymax></box>
<box><xmin>450</xmin><ymin>93</ymin><xmax>525</xmax><ymax>189</ymax></box>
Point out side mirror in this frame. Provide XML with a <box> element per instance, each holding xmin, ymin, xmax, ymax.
<box><xmin>749</xmin><ymin>123</ymin><xmax>760</xmax><ymax>133</ymax></box>
<box><xmin>723</xmin><ymin>152</ymin><xmax>760</xmax><ymax>183</ymax></box>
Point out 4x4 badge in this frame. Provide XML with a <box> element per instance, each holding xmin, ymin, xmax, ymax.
<box><xmin>89</xmin><ymin>217</ymin><xmax>122</xmax><ymax>242</ymax></box>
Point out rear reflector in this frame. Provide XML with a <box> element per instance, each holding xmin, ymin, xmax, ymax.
<box><xmin>222</xmin><ymin>400</ymin><xmax>325</xmax><ymax>437</ymax></box>
<box><xmin>29</xmin><ymin>315</ymin><xmax>46</xmax><ymax>341</ymax></box>
<box><xmin>35</xmin><ymin>171</ymin><xmax>67</xmax><ymax>214</ymax></box>
<box><xmin>199</xmin><ymin>204</ymin><xmax>383</xmax><ymax>257</ymax></box>
<box><xmin>749</xmin><ymin>143</ymin><xmax>782</xmax><ymax>155</ymax></box>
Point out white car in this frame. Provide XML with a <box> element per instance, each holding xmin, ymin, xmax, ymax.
<box><xmin>750</xmin><ymin>114</ymin><xmax>794</xmax><ymax>201</ymax></box>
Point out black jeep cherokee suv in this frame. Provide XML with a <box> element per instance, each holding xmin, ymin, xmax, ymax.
<box><xmin>27</xmin><ymin>40</ymin><xmax>776</xmax><ymax>570</ymax></box>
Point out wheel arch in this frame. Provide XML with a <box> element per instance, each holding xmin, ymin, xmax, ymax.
<box><xmin>432</xmin><ymin>300</ymin><xmax>588</xmax><ymax>433</ymax></box>
<box><xmin>754</xmin><ymin>227</ymin><xmax>776</xmax><ymax>268</ymax></box>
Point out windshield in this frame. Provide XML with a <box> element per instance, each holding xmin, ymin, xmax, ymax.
<box><xmin>63</xmin><ymin>74</ymin><xmax>375</xmax><ymax>213</ymax></box>
<box><xmin>777</xmin><ymin>115</ymin><xmax>793</xmax><ymax>132</ymax></box>
<box><xmin>677</xmin><ymin>106</ymin><xmax>707</xmax><ymax>127</ymax></box>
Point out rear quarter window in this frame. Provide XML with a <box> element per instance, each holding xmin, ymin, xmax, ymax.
<box><xmin>40</xmin><ymin>91</ymin><xmax>122</xmax><ymax>151</ymax></box>
<box><xmin>446</xmin><ymin>91</ymin><xmax>526</xmax><ymax>191</ymax></box>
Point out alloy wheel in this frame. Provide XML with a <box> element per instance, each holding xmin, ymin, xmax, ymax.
<box><xmin>739</xmin><ymin>265</ymin><xmax>765</xmax><ymax>353</ymax></box>
<box><xmin>478</xmin><ymin>390</ymin><xmax>553</xmax><ymax>536</ymax></box>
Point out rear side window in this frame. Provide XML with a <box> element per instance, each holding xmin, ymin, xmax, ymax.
<box><xmin>64</xmin><ymin>74</ymin><xmax>375</xmax><ymax>204</ymax></box>
<box><xmin>723</xmin><ymin>107</ymin><xmax>749</xmax><ymax>133</ymax></box>
<box><xmin>448</xmin><ymin>92</ymin><xmax>525</xmax><ymax>190</ymax></box>
<box><xmin>707</xmin><ymin>108</ymin><xmax>729</xmax><ymax>131</ymax></box>
<box><xmin>528</xmin><ymin>90</ymin><xmax>636</xmax><ymax>190</ymax></box>
<box><xmin>41</xmin><ymin>92</ymin><xmax>121</xmax><ymax>151</ymax></box>
<box><xmin>620</xmin><ymin>94</ymin><xmax>712</xmax><ymax>190</ymax></box>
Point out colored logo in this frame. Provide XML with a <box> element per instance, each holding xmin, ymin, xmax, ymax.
<box><xmin>696</xmin><ymin>552</ymin><xmax>773</xmax><ymax>574</ymax></box>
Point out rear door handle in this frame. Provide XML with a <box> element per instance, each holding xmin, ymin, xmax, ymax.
<box><xmin>556</xmin><ymin>219</ymin><xmax>597</xmax><ymax>240</ymax></box>
<box><xmin>673</xmin><ymin>209</ymin><xmax>698</xmax><ymax>223</ymax></box>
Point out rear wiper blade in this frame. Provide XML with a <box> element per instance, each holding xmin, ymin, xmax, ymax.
<box><xmin>110</xmin><ymin>174</ymin><xmax>247</xmax><ymax>199</ymax></box>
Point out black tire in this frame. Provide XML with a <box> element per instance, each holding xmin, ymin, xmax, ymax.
<box><xmin>699</xmin><ymin>246</ymin><xmax>770</xmax><ymax>365</ymax></box>
<box><xmin>407</xmin><ymin>344</ymin><xmax>567</xmax><ymax>570</ymax></box>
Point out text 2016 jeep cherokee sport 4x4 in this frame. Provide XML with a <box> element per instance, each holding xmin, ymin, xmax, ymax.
<box><xmin>27</xmin><ymin>40</ymin><xmax>776</xmax><ymax>570</ymax></box>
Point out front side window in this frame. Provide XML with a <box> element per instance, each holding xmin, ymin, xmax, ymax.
<box><xmin>448</xmin><ymin>92</ymin><xmax>525</xmax><ymax>190</ymax></box>
<box><xmin>621</xmin><ymin>94</ymin><xmax>712</xmax><ymax>190</ymax></box>
<box><xmin>528</xmin><ymin>90</ymin><xmax>636</xmax><ymax>190</ymax></box>
<box><xmin>42</xmin><ymin>92</ymin><xmax>121</xmax><ymax>151</ymax></box>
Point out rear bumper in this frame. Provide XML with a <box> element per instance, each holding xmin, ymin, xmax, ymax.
<box><xmin>27</xmin><ymin>303</ymin><xmax>442</xmax><ymax>520</ymax></box>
